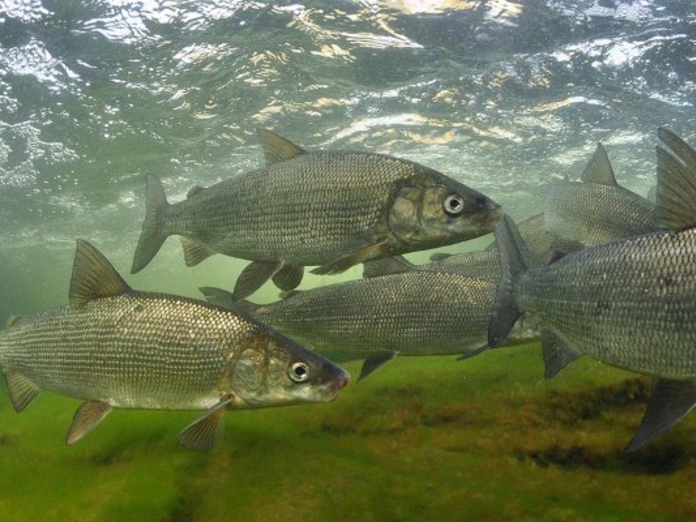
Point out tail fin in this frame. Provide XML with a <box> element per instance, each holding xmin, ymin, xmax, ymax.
<box><xmin>488</xmin><ymin>215</ymin><xmax>533</xmax><ymax>347</ymax></box>
<box><xmin>131</xmin><ymin>175</ymin><xmax>169</xmax><ymax>274</ymax></box>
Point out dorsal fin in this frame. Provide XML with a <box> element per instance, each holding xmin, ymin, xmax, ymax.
<box><xmin>187</xmin><ymin>185</ymin><xmax>205</xmax><ymax>199</ymax></box>
<box><xmin>70</xmin><ymin>240</ymin><xmax>130</xmax><ymax>305</ymax></box>
<box><xmin>581</xmin><ymin>143</ymin><xmax>618</xmax><ymax>186</ymax></box>
<box><xmin>655</xmin><ymin>128</ymin><xmax>696</xmax><ymax>231</ymax></box>
<box><xmin>256</xmin><ymin>129</ymin><xmax>305</xmax><ymax>165</ymax></box>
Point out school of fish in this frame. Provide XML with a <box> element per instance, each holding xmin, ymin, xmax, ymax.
<box><xmin>2</xmin><ymin>126</ymin><xmax>696</xmax><ymax>453</ymax></box>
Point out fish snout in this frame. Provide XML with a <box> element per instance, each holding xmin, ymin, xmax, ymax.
<box><xmin>335</xmin><ymin>371</ymin><xmax>350</xmax><ymax>390</ymax></box>
<box><xmin>480</xmin><ymin>195</ymin><xmax>502</xmax><ymax>213</ymax></box>
<box><xmin>325</xmin><ymin>365</ymin><xmax>350</xmax><ymax>399</ymax></box>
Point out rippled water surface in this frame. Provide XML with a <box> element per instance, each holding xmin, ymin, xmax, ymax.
<box><xmin>1</xmin><ymin>1</ymin><xmax>696</xmax><ymax>519</ymax></box>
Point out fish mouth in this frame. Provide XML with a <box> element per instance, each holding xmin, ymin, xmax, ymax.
<box><xmin>323</xmin><ymin>369</ymin><xmax>350</xmax><ymax>401</ymax></box>
<box><xmin>483</xmin><ymin>206</ymin><xmax>504</xmax><ymax>230</ymax></box>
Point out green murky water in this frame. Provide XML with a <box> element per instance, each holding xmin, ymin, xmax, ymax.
<box><xmin>2</xmin><ymin>2</ymin><xmax>696</xmax><ymax>520</ymax></box>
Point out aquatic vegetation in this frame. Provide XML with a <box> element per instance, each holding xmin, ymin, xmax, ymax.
<box><xmin>1</xmin><ymin>345</ymin><xmax>695</xmax><ymax>521</ymax></box>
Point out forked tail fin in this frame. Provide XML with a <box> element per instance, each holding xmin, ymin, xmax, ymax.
<box><xmin>131</xmin><ymin>175</ymin><xmax>169</xmax><ymax>274</ymax></box>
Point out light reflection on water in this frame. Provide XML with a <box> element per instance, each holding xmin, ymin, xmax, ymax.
<box><xmin>0</xmin><ymin>0</ymin><xmax>694</xmax><ymax>312</ymax></box>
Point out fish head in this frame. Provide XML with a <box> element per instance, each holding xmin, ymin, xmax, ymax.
<box><xmin>224</xmin><ymin>327</ymin><xmax>349</xmax><ymax>408</ymax></box>
<box><xmin>387</xmin><ymin>169</ymin><xmax>502</xmax><ymax>250</ymax></box>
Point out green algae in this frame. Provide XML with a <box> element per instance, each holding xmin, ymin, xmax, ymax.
<box><xmin>0</xmin><ymin>343</ymin><xmax>695</xmax><ymax>521</ymax></box>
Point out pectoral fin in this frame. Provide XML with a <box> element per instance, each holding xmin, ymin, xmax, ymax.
<box><xmin>4</xmin><ymin>372</ymin><xmax>40</xmax><ymax>412</ymax></box>
<box><xmin>312</xmin><ymin>240</ymin><xmax>391</xmax><ymax>276</ymax></box>
<box><xmin>232</xmin><ymin>261</ymin><xmax>283</xmax><ymax>301</ymax></box>
<box><xmin>541</xmin><ymin>329</ymin><xmax>582</xmax><ymax>379</ymax></box>
<box><xmin>272</xmin><ymin>265</ymin><xmax>304</xmax><ymax>291</ymax></box>
<box><xmin>181</xmin><ymin>237</ymin><xmax>216</xmax><ymax>267</ymax></box>
<box><xmin>625</xmin><ymin>378</ymin><xmax>696</xmax><ymax>453</ymax></box>
<box><xmin>178</xmin><ymin>397</ymin><xmax>233</xmax><ymax>451</ymax></box>
<box><xmin>358</xmin><ymin>351</ymin><xmax>397</xmax><ymax>382</ymax></box>
<box><xmin>66</xmin><ymin>400</ymin><xmax>113</xmax><ymax>445</ymax></box>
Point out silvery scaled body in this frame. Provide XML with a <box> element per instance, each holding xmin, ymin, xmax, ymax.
<box><xmin>132</xmin><ymin>129</ymin><xmax>502</xmax><ymax>299</ymax></box>
<box><xmin>545</xmin><ymin>143</ymin><xmax>656</xmax><ymax>249</ymax></box>
<box><xmin>203</xmin><ymin>267</ymin><xmax>537</xmax><ymax>380</ymax></box>
<box><xmin>489</xmin><ymin>129</ymin><xmax>696</xmax><ymax>452</ymax></box>
<box><xmin>0</xmin><ymin>241</ymin><xmax>348</xmax><ymax>450</ymax></box>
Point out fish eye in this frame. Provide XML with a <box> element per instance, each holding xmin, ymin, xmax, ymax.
<box><xmin>289</xmin><ymin>361</ymin><xmax>311</xmax><ymax>383</ymax></box>
<box><xmin>443</xmin><ymin>194</ymin><xmax>465</xmax><ymax>216</ymax></box>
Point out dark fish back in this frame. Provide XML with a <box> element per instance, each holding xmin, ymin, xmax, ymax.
<box><xmin>166</xmin><ymin>151</ymin><xmax>412</xmax><ymax>264</ymax></box>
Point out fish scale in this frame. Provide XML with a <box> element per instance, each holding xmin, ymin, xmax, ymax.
<box><xmin>487</xmin><ymin>128</ymin><xmax>696</xmax><ymax>451</ymax></box>
<box><xmin>253</xmin><ymin>271</ymin><xmax>495</xmax><ymax>356</ymax></box>
<box><xmin>203</xmin><ymin>267</ymin><xmax>538</xmax><ymax>382</ymax></box>
<box><xmin>545</xmin><ymin>183</ymin><xmax>656</xmax><ymax>247</ymax></box>
<box><xmin>166</xmin><ymin>152</ymin><xmax>403</xmax><ymax>262</ymax></box>
<box><xmin>0</xmin><ymin>240</ymin><xmax>349</xmax><ymax>449</ymax></box>
<box><xmin>544</xmin><ymin>142</ymin><xmax>656</xmax><ymax>249</ymax></box>
<box><xmin>132</xmin><ymin>129</ymin><xmax>501</xmax><ymax>300</ymax></box>
<box><xmin>519</xmin><ymin>229</ymin><xmax>696</xmax><ymax>378</ymax></box>
<box><xmin>0</xmin><ymin>293</ymin><xmax>254</xmax><ymax>410</ymax></box>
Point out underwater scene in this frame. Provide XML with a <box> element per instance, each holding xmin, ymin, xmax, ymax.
<box><xmin>2</xmin><ymin>0</ymin><xmax>696</xmax><ymax>520</ymax></box>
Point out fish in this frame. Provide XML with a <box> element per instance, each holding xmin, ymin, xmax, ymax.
<box><xmin>545</xmin><ymin>142</ymin><xmax>656</xmax><ymax>250</ymax></box>
<box><xmin>488</xmin><ymin>128</ymin><xmax>696</xmax><ymax>452</ymax></box>
<box><xmin>202</xmin><ymin>264</ymin><xmax>538</xmax><ymax>382</ymax></box>
<box><xmin>364</xmin><ymin>250</ymin><xmax>501</xmax><ymax>282</ymax></box>
<box><xmin>131</xmin><ymin>129</ymin><xmax>502</xmax><ymax>300</ymax></box>
<box><xmin>484</xmin><ymin>213</ymin><xmax>557</xmax><ymax>259</ymax></box>
<box><xmin>0</xmin><ymin>240</ymin><xmax>349</xmax><ymax>450</ymax></box>
<box><xmin>380</xmin><ymin>213</ymin><xmax>557</xmax><ymax>283</ymax></box>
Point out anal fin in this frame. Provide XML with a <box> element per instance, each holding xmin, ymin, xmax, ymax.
<box><xmin>625</xmin><ymin>378</ymin><xmax>696</xmax><ymax>453</ymax></box>
<box><xmin>181</xmin><ymin>237</ymin><xmax>216</xmax><ymax>267</ymax></box>
<box><xmin>66</xmin><ymin>400</ymin><xmax>113</xmax><ymax>445</ymax></box>
<box><xmin>358</xmin><ymin>351</ymin><xmax>397</xmax><ymax>382</ymax></box>
<box><xmin>312</xmin><ymin>240</ymin><xmax>391</xmax><ymax>276</ymax></box>
<box><xmin>178</xmin><ymin>396</ymin><xmax>233</xmax><ymax>451</ymax></box>
<box><xmin>541</xmin><ymin>329</ymin><xmax>582</xmax><ymax>379</ymax></box>
<box><xmin>457</xmin><ymin>344</ymin><xmax>489</xmax><ymax>361</ymax></box>
<box><xmin>4</xmin><ymin>372</ymin><xmax>40</xmax><ymax>412</ymax></box>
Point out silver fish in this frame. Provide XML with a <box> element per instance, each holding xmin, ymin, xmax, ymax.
<box><xmin>489</xmin><ymin>128</ymin><xmax>696</xmax><ymax>452</ymax></box>
<box><xmin>545</xmin><ymin>143</ymin><xmax>656</xmax><ymax>249</ymax></box>
<box><xmin>202</xmin><ymin>266</ymin><xmax>538</xmax><ymax>381</ymax></box>
<box><xmin>485</xmin><ymin>213</ymin><xmax>557</xmax><ymax>259</ymax></box>
<box><xmin>379</xmin><ymin>213</ymin><xmax>556</xmax><ymax>283</ymax></box>
<box><xmin>132</xmin><ymin>129</ymin><xmax>502</xmax><ymax>299</ymax></box>
<box><xmin>0</xmin><ymin>240</ymin><xmax>348</xmax><ymax>450</ymax></box>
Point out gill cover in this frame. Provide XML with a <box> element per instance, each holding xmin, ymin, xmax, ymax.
<box><xmin>388</xmin><ymin>174</ymin><xmax>500</xmax><ymax>249</ymax></box>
